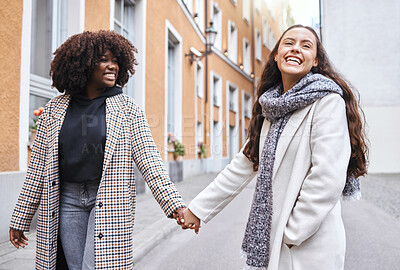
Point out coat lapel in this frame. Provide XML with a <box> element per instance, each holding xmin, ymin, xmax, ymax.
<box><xmin>48</xmin><ymin>95</ymin><xmax>71</xmax><ymax>176</ymax></box>
<box><xmin>101</xmin><ymin>95</ymin><xmax>124</xmax><ymax>178</ymax></box>
<box><xmin>272</xmin><ymin>104</ymin><xmax>313</xmax><ymax>179</ymax></box>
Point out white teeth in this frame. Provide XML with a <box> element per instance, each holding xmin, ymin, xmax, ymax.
<box><xmin>104</xmin><ymin>74</ymin><xmax>115</xmax><ymax>78</ymax></box>
<box><xmin>286</xmin><ymin>57</ymin><xmax>301</xmax><ymax>64</ymax></box>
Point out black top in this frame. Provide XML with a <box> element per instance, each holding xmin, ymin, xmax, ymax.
<box><xmin>59</xmin><ymin>86</ymin><xmax>123</xmax><ymax>183</ymax></box>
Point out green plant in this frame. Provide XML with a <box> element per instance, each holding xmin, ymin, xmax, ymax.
<box><xmin>174</xmin><ymin>141</ymin><xmax>185</xmax><ymax>157</ymax></box>
<box><xmin>167</xmin><ymin>133</ymin><xmax>185</xmax><ymax>157</ymax></box>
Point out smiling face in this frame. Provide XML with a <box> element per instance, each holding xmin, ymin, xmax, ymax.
<box><xmin>274</xmin><ymin>27</ymin><xmax>319</xmax><ymax>91</ymax></box>
<box><xmin>86</xmin><ymin>49</ymin><xmax>119</xmax><ymax>98</ymax></box>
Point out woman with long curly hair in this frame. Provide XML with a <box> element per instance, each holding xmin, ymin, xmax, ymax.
<box><xmin>9</xmin><ymin>30</ymin><xmax>186</xmax><ymax>270</ymax></box>
<box><xmin>181</xmin><ymin>25</ymin><xmax>368</xmax><ymax>269</ymax></box>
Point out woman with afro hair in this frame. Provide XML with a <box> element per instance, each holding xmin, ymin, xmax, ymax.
<box><xmin>9</xmin><ymin>30</ymin><xmax>186</xmax><ymax>270</ymax></box>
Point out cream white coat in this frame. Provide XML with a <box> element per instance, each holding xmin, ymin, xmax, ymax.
<box><xmin>189</xmin><ymin>94</ymin><xmax>351</xmax><ymax>270</ymax></box>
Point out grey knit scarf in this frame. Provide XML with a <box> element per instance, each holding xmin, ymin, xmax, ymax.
<box><xmin>241</xmin><ymin>72</ymin><xmax>360</xmax><ymax>269</ymax></box>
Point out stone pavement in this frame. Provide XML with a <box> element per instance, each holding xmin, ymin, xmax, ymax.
<box><xmin>0</xmin><ymin>173</ymin><xmax>399</xmax><ymax>269</ymax></box>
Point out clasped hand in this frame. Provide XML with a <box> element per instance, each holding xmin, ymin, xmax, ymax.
<box><xmin>173</xmin><ymin>207</ymin><xmax>201</xmax><ymax>234</ymax></box>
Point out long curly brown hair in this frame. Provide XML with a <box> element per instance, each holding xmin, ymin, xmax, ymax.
<box><xmin>50</xmin><ymin>30</ymin><xmax>138</xmax><ymax>95</ymax></box>
<box><xmin>243</xmin><ymin>25</ymin><xmax>368</xmax><ymax>178</ymax></box>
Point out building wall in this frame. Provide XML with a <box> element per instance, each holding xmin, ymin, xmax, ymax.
<box><xmin>85</xmin><ymin>0</ymin><xmax>111</xmax><ymax>31</ymax></box>
<box><xmin>322</xmin><ymin>0</ymin><xmax>400</xmax><ymax>173</ymax></box>
<box><xmin>0</xmin><ymin>0</ymin><xmax>23</xmax><ymax>172</ymax></box>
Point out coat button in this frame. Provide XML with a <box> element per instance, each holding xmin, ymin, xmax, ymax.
<box><xmin>52</xmin><ymin>211</ymin><xmax>56</xmax><ymax>218</ymax></box>
<box><xmin>98</xmin><ymin>233</ymin><xmax>103</xmax><ymax>239</ymax></box>
<box><xmin>98</xmin><ymin>202</ymin><xmax>103</xmax><ymax>208</ymax></box>
<box><xmin>52</xmin><ymin>181</ymin><xmax>56</xmax><ymax>186</ymax></box>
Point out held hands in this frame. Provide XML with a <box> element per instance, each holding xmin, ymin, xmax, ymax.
<box><xmin>9</xmin><ymin>228</ymin><xmax>28</xmax><ymax>248</ymax></box>
<box><xmin>173</xmin><ymin>207</ymin><xmax>201</xmax><ymax>234</ymax></box>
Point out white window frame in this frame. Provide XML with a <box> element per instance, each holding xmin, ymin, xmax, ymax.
<box><xmin>266</xmin><ymin>0</ymin><xmax>276</xmax><ymax>19</ymax></box>
<box><xmin>241</xmin><ymin>91</ymin><xmax>253</xmax><ymax>144</ymax></box>
<box><xmin>243</xmin><ymin>38</ymin><xmax>251</xmax><ymax>74</ymax></box>
<box><xmin>195</xmin><ymin>61</ymin><xmax>204</xmax><ymax>98</ymax></box>
<box><xmin>242</xmin><ymin>0</ymin><xmax>250</xmax><ymax>24</ymax></box>
<box><xmin>210</xmin><ymin>1</ymin><xmax>222</xmax><ymax>50</ymax></box>
<box><xmin>112</xmin><ymin>0</ymin><xmax>135</xmax><ymax>98</ymax></box>
<box><xmin>110</xmin><ymin>0</ymin><xmax>146</xmax><ymax>109</ymax></box>
<box><xmin>255</xmin><ymin>0</ymin><xmax>261</xmax><ymax>13</ymax></box>
<box><xmin>196</xmin><ymin>121</ymin><xmax>204</xmax><ymax>156</ymax></box>
<box><xmin>211</xmin><ymin>71</ymin><xmax>222</xmax><ymax>107</ymax></box>
<box><xmin>268</xmin><ymin>28</ymin><xmax>277</xmax><ymax>50</ymax></box>
<box><xmin>255</xmin><ymin>28</ymin><xmax>262</xmax><ymax>61</ymax></box>
<box><xmin>26</xmin><ymin>0</ymin><xmax>84</xmax><ymax>169</ymax></box>
<box><xmin>164</xmin><ymin>20</ymin><xmax>183</xmax><ymax>159</ymax></box>
<box><xmin>210</xmin><ymin>71</ymin><xmax>223</xmax><ymax>162</ymax></box>
<box><xmin>195</xmin><ymin>0</ymin><xmax>205</xmax><ymax>32</ymax></box>
<box><xmin>182</xmin><ymin>0</ymin><xmax>193</xmax><ymax>13</ymax></box>
<box><xmin>226</xmin><ymin>81</ymin><xmax>239</xmax><ymax>160</ymax></box>
<box><xmin>262</xmin><ymin>16</ymin><xmax>268</xmax><ymax>47</ymax></box>
<box><xmin>228</xmin><ymin>20</ymin><xmax>238</xmax><ymax>63</ymax></box>
<box><xmin>228</xmin><ymin>82</ymin><xmax>238</xmax><ymax>113</ymax></box>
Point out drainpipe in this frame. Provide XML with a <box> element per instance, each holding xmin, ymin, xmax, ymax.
<box><xmin>205</xmin><ymin>0</ymin><xmax>209</xmax><ymax>103</ymax></box>
<box><xmin>319</xmin><ymin>0</ymin><xmax>323</xmax><ymax>43</ymax></box>
<box><xmin>251</xmin><ymin>0</ymin><xmax>255</xmax><ymax>96</ymax></box>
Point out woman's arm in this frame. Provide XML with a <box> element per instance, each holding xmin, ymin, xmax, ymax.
<box><xmin>131</xmin><ymin>108</ymin><xmax>185</xmax><ymax>218</ymax></box>
<box><xmin>283</xmin><ymin>94</ymin><xmax>351</xmax><ymax>246</ymax></box>
<box><xmin>188</xmin><ymin>144</ymin><xmax>257</xmax><ymax>223</ymax></box>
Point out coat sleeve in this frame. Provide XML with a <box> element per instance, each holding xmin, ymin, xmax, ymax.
<box><xmin>283</xmin><ymin>94</ymin><xmax>351</xmax><ymax>246</ymax></box>
<box><xmin>10</xmin><ymin>109</ymin><xmax>48</xmax><ymax>232</ymax></box>
<box><xmin>188</xmin><ymin>144</ymin><xmax>257</xmax><ymax>223</ymax></box>
<box><xmin>132</xmin><ymin>108</ymin><xmax>186</xmax><ymax>218</ymax></box>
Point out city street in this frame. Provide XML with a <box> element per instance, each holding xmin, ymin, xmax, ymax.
<box><xmin>134</xmin><ymin>174</ymin><xmax>400</xmax><ymax>270</ymax></box>
<box><xmin>1</xmin><ymin>173</ymin><xmax>399</xmax><ymax>269</ymax></box>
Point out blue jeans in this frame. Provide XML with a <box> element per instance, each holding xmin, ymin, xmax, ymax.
<box><xmin>59</xmin><ymin>181</ymin><xmax>99</xmax><ymax>270</ymax></box>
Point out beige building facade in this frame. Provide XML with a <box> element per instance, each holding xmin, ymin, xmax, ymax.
<box><xmin>0</xmin><ymin>0</ymin><xmax>286</xmax><ymax>241</ymax></box>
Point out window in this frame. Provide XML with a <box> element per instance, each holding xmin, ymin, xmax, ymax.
<box><xmin>255</xmin><ymin>0</ymin><xmax>261</xmax><ymax>13</ymax></box>
<box><xmin>195</xmin><ymin>0</ymin><xmax>204</xmax><ymax>32</ymax></box>
<box><xmin>243</xmin><ymin>0</ymin><xmax>250</xmax><ymax>23</ymax></box>
<box><xmin>255</xmin><ymin>28</ymin><xmax>262</xmax><ymax>61</ymax></box>
<box><xmin>268</xmin><ymin>29</ymin><xmax>277</xmax><ymax>50</ymax></box>
<box><xmin>196</xmin><ymin>62</ymin><xmax>203</xmax><ymax>98</ymax></box>
<box><xmin>165</xmin><ymin>21</ymin><xmax>183</xmax><ymax>147</ymax></box>
<box><xmin>243</xmin><ymin>92</ymin><xmax>252</xmax><ymax>118</ymax></box>
<box><xmin>31</xmin><ymin>0</ymin><xmax>68</xmax><ymax>79</ymax></box>
<box><xmin>114</xmin><ymin>0</ymin><xmax>135</xmax><ymax>97</ymax></box>
<box><xmin>262</xmin><ymin>16</ymin><xmax>268</xmax><ymax>47</ymax></box>
<box><xmin>228</xmin><ymin>84</ymin><xmax>238</xmax><ymax>112</ymax></box>
<box><xmin>167</xmin><ymin>40</ymin><xmax>176</xmax><ymax>135</ymax></box>
<box><xmin>30</xmin><ymin>0</ymin><xmax>82</xmax><ymax>126</ymax></box>
<box><xmin>114</xmin><ymin>0</ymin><xmax>135</xmax><ymax>41</ymax></box>
<box><xmin>243</xmin><ymin>38</ymin><xmax>251</xmax><ymax>74</ymax></box>
<box><xmin>266</xmin><ymin>0</ymin><xmax>276</xmax><ymax>19</ymax></box>
<box><xmin>196</xmin><ymin>122</ymin><xmax>204</xmax><ymax>147</ymax></box>
<box><xmin>228</xmin><ymin>21</ymin><xmax>238</xmax><ymax>63</ymax></box>
<box><xmin>211</xmin><ymin>2</ymin><xmax>222</xmax><ymax>50</ymax></box>
<box><xmin>212</xmin><ymin>74</ymin><xmax>222</xmax><ymax>107</ymax></box>
<box><xmin>182</xmin><ymin>0</ymin><xmax>193</xmax><ymax>13</ymax></box>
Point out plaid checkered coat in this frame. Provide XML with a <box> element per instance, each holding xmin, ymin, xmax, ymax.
<box><xmin>10</xmin><ymin>93</ymin><xmax>186</xmax><ymax>269</ymax></box>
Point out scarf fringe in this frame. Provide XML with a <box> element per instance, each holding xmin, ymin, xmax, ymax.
<box><xmin>342</xmin><ymin>190</ymin><xmax>362</xmax><ymax>201</ymax></box>
<box><xmin>240</xmin><ymin>250</ymin><xmax>267</xmax><ymax>270</ymax></box>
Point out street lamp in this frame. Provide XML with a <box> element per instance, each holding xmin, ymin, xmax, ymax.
<box><xmin>185</xmin><ymin>22</ymin><xmax>218</xmax><ymax>64</ymax></box>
